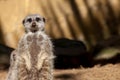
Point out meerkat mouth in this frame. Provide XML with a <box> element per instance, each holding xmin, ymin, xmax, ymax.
<box><xmin>30</xmin><ymin>24</ymin><xmax>39</xmax><ymax>33</ymax></box>
<box><xmin>30</xmin><ymin>28</ymin><xmax>39</xmax><ymax>33</ymax></box>
<box><xmin>32</xmin><ymin>30</ymin><xmax>38</xmax><ymax>33</ymax></box>
<box><xmin>31</xmin><ymin>29</ymin><xmax>38</xmax><ymax>33</ymax></box>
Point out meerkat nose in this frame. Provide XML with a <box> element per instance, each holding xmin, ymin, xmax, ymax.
<box><xmin>32</xmin><ymin>22</ymin><xmax>36</xmax><ymax>27</ymax></box>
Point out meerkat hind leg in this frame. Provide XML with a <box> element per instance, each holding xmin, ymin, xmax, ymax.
<box><xmin>39</xmin><ymin>58</ymin><xmax>53</xmax><ymax>80</ymax></box>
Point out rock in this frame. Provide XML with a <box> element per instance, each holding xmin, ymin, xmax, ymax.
<box><xmin>0</xmin><ymin>44</ymin><xmax>14</xmax><ymax>70</ymax></box>
<box><xmin>52</xmin><ymin>38</ymin><xmax>91</xmax><ymax>69</ymax></box>
<box><xmin>92</xmin><ymin>36</ymin><xmax>120</xmax><ymax>65</ymax></box>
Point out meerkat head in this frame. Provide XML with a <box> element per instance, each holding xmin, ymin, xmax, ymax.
<box><xmin>22</xmin><ymin>14</ymin><xmax>46</xmax><ymax>33</ymax></box>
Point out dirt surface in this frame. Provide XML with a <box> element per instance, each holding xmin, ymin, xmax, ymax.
<box><xmin>0</xmin><ymin>70</ymin><xmax>7</xmax><ymax>80</ymax></box>
<box><xmin>1</xmin><ymin>63</ymin><xmax>120</xmax><ymax>80</ymax></box>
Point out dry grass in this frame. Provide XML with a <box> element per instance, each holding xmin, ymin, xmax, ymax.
<box><xmin>78</xmin><ymin>64</ymin><xmax>120</xmax><ymax>80</ymax></box>
<box><xmin>54</xmin><ymin>63</ymin><xmax>120</xmax><ymax>80</ymax></box>
<box><xmin>1</xmin><ymin>63</ymin><xmax>120</xmax><ymax>80</ymax></box>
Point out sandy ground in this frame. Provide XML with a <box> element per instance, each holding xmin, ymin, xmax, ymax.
<box><xmin>1</xmin><ymin>63</ymin><xmax>120</xmax><ymax>80</ymax></box>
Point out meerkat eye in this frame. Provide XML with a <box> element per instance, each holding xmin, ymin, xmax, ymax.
<box><xmin>27</xmin><ymin>18</ymin><xmax>32</xmax><ymax>23</ymax></box>
<box><xmin>36</xmin><ymin>17</ymin><xmax>41</xmax><ymax>22</ymax></box>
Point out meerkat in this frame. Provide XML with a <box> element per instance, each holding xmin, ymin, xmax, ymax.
<box><xmin>6</xmin><ymin>14</ymin><xmax>54</xmax><ymax>80</ymax></box>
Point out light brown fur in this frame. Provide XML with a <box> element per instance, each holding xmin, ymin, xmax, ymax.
<box><xmin>6</xmin><ymin>32</ymin><xmax>54</xmax><ymax>80</ymax></box>
<box><xmin>6</xmin><ymin>14</ymin><xmax>54</xmax><ymax>80</ymax></box>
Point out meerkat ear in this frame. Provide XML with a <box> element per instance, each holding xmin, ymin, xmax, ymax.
<box><xmin>22</xmin><ymin>19</ymin><xmax>25</xmax><ymax>25</ymax></box>
<box><xmin>43</xmin><ymin>18</ymin><xmax>46</xmax><ymax>23</ymax></box>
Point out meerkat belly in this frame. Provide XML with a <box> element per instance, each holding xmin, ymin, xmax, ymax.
<box><xmin>25</xmin><ymin>33</ymin><xmax>46</xmax><ymax>78</ymax></box>
<box><xmin>18</xmin><ymin>33</ymin><xmax>51</xmax><ymax>80</ymax></box>
<box><xmin>29</xmin><ymin>35</ymin><xmax>42</xmax><ymax>69</ymax></box>
<box><xmin>29</xmin><ymin>36</ymin><xmax>40</xmax><ymax>67</ymax></box>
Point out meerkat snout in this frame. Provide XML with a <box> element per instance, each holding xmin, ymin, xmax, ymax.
<box><xmin>32</xmin><ymin>22</ymin><xmax>36</xmax><ymax>27</ymax></box>
<box><xmin>22</xmin><ymin>14</ymin><xmax>46</xmax><ymax>33</ymax></box>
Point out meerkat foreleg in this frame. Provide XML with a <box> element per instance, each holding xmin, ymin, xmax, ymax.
<box><xmin>38</xmin><ymin>57</ymin><xmax>53</xmax><ymax>80</ymax></box>
<box><xmin>6</xmin><ymin>50</ymin><xmax>18</xmax><ymax>80</ymax></box>
<box><xmin>38</xmin><ymin>39</ymin><xmax>54</xmax><ymax>80</ymax></box>
<box><xmin>17</xmin><ymin>56</ymin><xmax>29</xmax><ymax>80</ymax></box>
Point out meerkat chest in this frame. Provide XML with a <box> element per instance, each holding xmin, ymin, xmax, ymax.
<box><xmin>19</xmin><ymin>32</ymin><xmax>49</xmax><ymax>70</ymax></box>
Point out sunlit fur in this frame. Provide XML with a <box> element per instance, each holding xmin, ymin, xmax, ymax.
<box><xmin>6</xmin><ymin>14</ymin><xmax>54</xmax><ymax>80</ymax></box>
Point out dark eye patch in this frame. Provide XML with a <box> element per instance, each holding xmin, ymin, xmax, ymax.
<box><xmin>27</xmin><ymin>18</ymin><xmax>32</xmax><ymax>23</ymax></box>
<box><xmin>36</xmin><ymin>17</ymin><xmax>41</xmax><ymax>22</ymax></box>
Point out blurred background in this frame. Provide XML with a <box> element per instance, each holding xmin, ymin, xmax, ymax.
<box><xmin>0</xmin><ymin>0</ymin><xmax>120</xmax><ymax>69</ymax></box>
